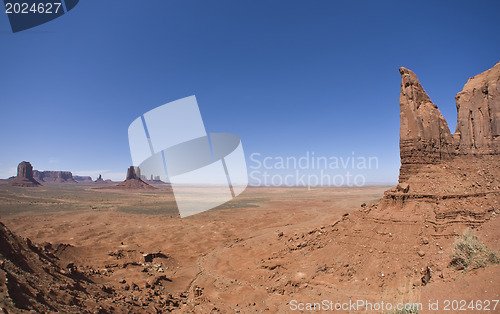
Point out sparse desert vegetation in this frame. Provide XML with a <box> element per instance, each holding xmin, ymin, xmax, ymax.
<box><xmin>451</xmin><ymin>229</ymin><xmax>499</xmax><ymax>271</ymax></box>
<box><xmin>385</xmin><ymin>309</ymin><xmax>419</xmax><ymax>314</ymax></box>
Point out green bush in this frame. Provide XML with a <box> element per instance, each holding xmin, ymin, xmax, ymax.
<box><xmin>451</xmin><ymin>229</ymin><xmax>499</xmax><ymax>271</ymax></box>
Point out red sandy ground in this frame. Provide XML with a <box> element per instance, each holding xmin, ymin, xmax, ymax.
<box><xmin>0</xmin><ymin>185</ymin><xmax>498</xmax><ymax>313</ymax></box>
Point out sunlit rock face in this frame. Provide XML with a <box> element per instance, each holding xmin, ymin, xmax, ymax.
<box><xmin>398</xmin><ymin>62</ymin><xmax>500</xmax><ymax>183</ymax></box>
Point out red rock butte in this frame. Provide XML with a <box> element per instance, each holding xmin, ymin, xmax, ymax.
<box><xmin>10</xmin><ymin>161</ymin><xmax>41</xmax><ymax>187</ymax></box>
<box><xmin>111</xmin><ymin>166</ymin><xmax>156</xmax><ymax>190</ymax></box>
<box><xmin>398</xmin><ymin>62</ymin><xmax>500</xmax><ymax>182</ymax></box>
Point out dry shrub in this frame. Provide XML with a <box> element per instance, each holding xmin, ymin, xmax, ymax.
<box><xmin>385</xmin><ymin>309</ymin><xmax>419</xmax><ymax>314</ymax></box>
<box><xmin>451</xmin><ymin>229</ymin><xmax>499</xmax><ymax>271</ymax></box>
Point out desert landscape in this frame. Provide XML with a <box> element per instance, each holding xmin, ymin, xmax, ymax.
<box><xmin>0</xmin><ymin>62</ymin><xmax>499</xmax><ymax>313</ymax></box>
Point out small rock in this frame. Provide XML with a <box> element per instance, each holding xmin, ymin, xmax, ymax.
<box><xmin>396</xmin><ymin>182</ymin><xmax>410</xmax><ymax>193</ymax></box>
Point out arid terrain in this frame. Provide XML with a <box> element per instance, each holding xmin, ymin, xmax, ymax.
<box><xmin>0</xmin><ymin>61</ymin><xmax>499</xmax><ymax>313</ymax></box>
<box><xmin>0</xmin><ymin>184</ymin><xmax>399</xmax><ymax>312</ymax></box>
<box><xmin>0</xmin><ymin>182</ymin><xmax>498</xmax><ymax>313</ymax></box>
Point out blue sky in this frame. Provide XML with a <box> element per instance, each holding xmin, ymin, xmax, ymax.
<box><xmin>1</xmin><ymin>0</ymin><xmax>499</xmax><ymax>183</ymax></box>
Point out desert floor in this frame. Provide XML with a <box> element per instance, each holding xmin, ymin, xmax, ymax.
<box><xmin>0</xmin><ymin>184</ymin><xmax>498</xmax><ymax>313</ymax></box>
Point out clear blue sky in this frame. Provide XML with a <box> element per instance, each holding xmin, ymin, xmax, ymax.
<box><xmin>1</xmin><ymin>0</ymin><xmax>499</xmax><ymax>183</ymax></box>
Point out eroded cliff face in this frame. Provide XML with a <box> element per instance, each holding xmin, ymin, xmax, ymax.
<box><xmin>379</xmin><ymin>62</ymin><xmax>500</xmax><ymax>239</ymax></box>
<box><xmin>398</xmin><ymin>62</ymin><xmax>500</xmax><ymax>183</ymax></box>
<box><xmin>455</xmin><ymin>62</ymin><xmax>500</xmax><ymax>154</ymax></box>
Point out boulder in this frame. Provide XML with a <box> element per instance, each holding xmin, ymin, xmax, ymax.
<box><xmin>396</xmin><ymin>182</ymin><xmax>410</xmax><ymax>193</ymax></box>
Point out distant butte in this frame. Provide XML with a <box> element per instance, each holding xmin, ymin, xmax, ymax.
<box><xmin>94</xmin><ymin>174</ymin><xmax>105</xmax><ymax>183</ymax></box>
<box><xmin>105</xmin><ymin>166</ymin><xmax>155</xmax><ymax>190</ymax></box>
<box><xmin>10</xmin><ymin>161</ymin><xmax>41</xmax><ymax>187</ymax></box>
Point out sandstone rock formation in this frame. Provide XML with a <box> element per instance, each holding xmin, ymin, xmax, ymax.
<box><xmin>255</xmin><ymin>62</ymin><xmax>500</xmax><ymax>299</ymax></box>
<box><xmin>384</xmin><ymin>61</ymin><xmax>500</xmax><ymax>239</ymax></box>
<box><xmin>33</xmin><ymin>170</ymin><xmax>77</xmax><ymax>183</ymax></box>
<box><xmin>94</xmin><ymin>174</ymin><xmax>105</xmax><ymax>183</ymax></box>
<box><xmin>10</xmin><ymin>161</ymin><xmax>41</xmax><ymax>187</ymax></box>
<box><xmin>399</xmin><ymin>61</ymin><xmax>500</xmax><ymax>182</ymax></box>
<box><xmin>126</xmin><ymin>166</ymin><xmax>139</xmax><ymax>180</ymax></box>
<box><xmin>455</xmin><ymin>63</ymin><xmax>500</xmax><ymax>154</ymax></box>
<box><xmin>398</xmin><ymin>67</ymin><xmax>455</xmax><ymax>181</ymax></box>
<box><xmin>107</xmin><ymin>166</ymin><xmax>155</xmax><ymax>190</ymax></box>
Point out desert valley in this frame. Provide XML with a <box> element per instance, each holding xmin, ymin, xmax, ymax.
<box><xmin>0</xmin><ymin>62</ymin><xmax>499</xmax><ymax>313</ymax></box>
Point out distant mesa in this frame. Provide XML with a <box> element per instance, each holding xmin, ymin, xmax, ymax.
<box><xmin>9</xmin><ymin>162</ymin><xmax>83</xmax><ymax>186</ymax></box>
<box><xmin>11</xmin><ymin>161</ymin><xmax>41</xmax><ymax>187</ymax></box>
<box><xmin>33</xmin><ymin>170</ymin><xmax>77</xmax><ymax>183</ymax></box>
<box><xmin>73</xmin><ymin>175</ymin><xmax>93</xmax><ymax>183</ymax></box>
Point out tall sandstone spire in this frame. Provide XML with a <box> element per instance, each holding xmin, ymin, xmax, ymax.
<box><xmin>398</xmin><ymin>62</ymin><xmax>500</xmax><ymax>182</ymax></box>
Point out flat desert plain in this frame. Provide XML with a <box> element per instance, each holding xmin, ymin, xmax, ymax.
<box><xmin>0</xmin><ymin>185</ymin><xmax>382</xmax><ymax>309</ymax></box>
<box><xmin>0</xmin><ymin>184</ymin><xmax>498</xmax><ymax>313</ymax></box>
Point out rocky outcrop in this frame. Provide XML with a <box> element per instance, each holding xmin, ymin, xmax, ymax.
<box><xmin>398</xmin><ymin>67</ymin><xmax>455</xmax><ymax>181</ymax></box>
<box><xmin>33</xmin><ymin>171</ymin><xmax>77</xmax><ymax>183</ymax></box>
<box><xmin>11</xmin><ymin>162</ymin><xmax>41</xmax><ymax>187</ymax></box>
<box><xmin>388</xmin><ymin>61</ymin><xmax>500</xmax><ymax>225</ymax></box>
<box><xmin>398</xmin><ymin>62</ymin><xmax>500</xmax><ymax>182</ymax></box>
<box><xmin>262</xmin><ymin>63</ymin><xmax>500</xmax><ymax>300</ymax></box>
<box><xmin>94</xmin><ymin>174</ymin><xmax>105</xmax><ymax>183</ymax></box>
<box><xmin>0</xmin><ymin>221</ymin><xmax>140</xmax><ymax>312</ymax></box>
